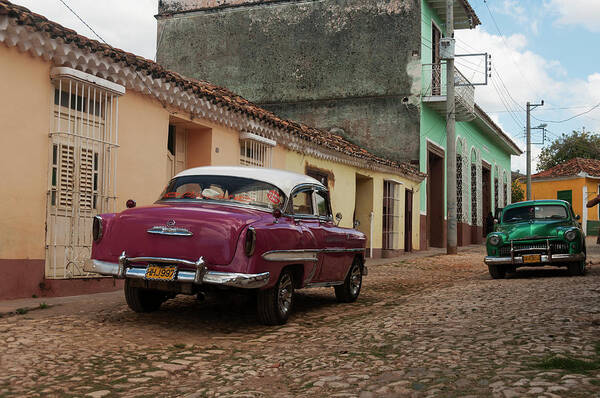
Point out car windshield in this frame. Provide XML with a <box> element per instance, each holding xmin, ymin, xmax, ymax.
<box><xmin>502</xmin><ymin>204</ymin><xmax>568</xmax><ymax>223</ymax></box>
<box><xmin>158</xmin><ymin>175</ymin><xmax>286</xmax><ymax>210</ymax></box>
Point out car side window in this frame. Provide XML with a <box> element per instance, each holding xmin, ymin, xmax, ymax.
<box><xmin>291</xmin><ymin>189</ymin><xmax>314</xmax><ymax>216</ymax></box>
<box><xmin>314</xmin><ymin>189</ymin><xmax>331</xmax><ymax>218</ymax></box>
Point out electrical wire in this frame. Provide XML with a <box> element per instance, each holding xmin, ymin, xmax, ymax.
<box><xmin>531</xmin><ymin>102</ymin><xmax>600</xmax><ymax>124</ymax></box>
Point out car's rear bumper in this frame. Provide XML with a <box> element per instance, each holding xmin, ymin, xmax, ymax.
<box><xmin>484</xmin><ymin>252</ymin><xmax>584</xmax><ymax>266</ymax></box>
<box><xmin>84</xmin><ymin>255</ymin><xmax>270</xmax><ymax>289</ymax></box>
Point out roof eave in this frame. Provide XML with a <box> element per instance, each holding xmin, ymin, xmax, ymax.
<box><xmin>473</xmin><ymin>104</ymin><xmax>523</xmax><ymax>156</ymax></box>
<box><xmin>425</xmin><ymin>0</ymin><xmax>481</xmax><ymax>30</ymax></box>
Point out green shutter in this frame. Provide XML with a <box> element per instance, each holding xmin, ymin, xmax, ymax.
<box><xmin>557</xmin><ymin>190</ymin><xmax>572</xmax><ymax>205</ymax></box>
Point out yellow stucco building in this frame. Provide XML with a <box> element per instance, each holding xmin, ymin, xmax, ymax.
<box><xmin>524</xmin><ymin>158</ymin><xmax>600</xmax><ymax>236</ymax></box>
<box><xmin>0</xmin><ymin>1</ymin><xmax>425</xmax><ymax>299</ymax></box>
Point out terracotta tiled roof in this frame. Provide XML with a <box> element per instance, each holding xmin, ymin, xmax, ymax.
<box><xmin>532</xmin><ymin>158</ymin><xmax>600</xmax><ymax>179</ymax></box>
<box><xmin>0</xmin><ymin>0</ymin><xmax>425</xmax><ymax>180</ymax></box>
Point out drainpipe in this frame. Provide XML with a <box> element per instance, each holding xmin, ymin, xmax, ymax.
<box><xmin>369</xmin><ymin>211</ymin><xmax>374</xmax><ymax>258</ymax></box>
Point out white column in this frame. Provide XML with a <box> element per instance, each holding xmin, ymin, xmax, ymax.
<box><xmin>583</xmin><ymin>185</ymin><xmax>588</xmax><ymax>235</ymax></box>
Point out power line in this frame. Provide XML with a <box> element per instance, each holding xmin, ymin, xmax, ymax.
<box><xmin>531</xmin><ymin>102</ymin><xmax>600</xmax><ymax>124</ymax></box>
<box><xmin>57</xmin><ymin>0</ymin><xmax>107</xmax><ymax>43</ymax></box>
<box><xmin>483</xmin><ymin>1</ymin><xmax>538</xmax><ymax>97</ymax></box>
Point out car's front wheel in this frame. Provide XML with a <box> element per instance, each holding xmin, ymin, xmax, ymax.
<box><xmin>124</xmin><ymin>280</ymin><xmax>165</xmax><ymax>313</ymax></box>
<box><xmin>257</xmin><ymin>269</ymin><xmax>294</xmax><ymax>325</ymax></box>
<box><xmin>488</xmin><ymin>264</ymin><xmax>506</xmax><ymax>279</ymax></box>
<box><xmin>335</xmin><ymin>257</ymin><xmax>363</xmax><ymax>302</ymax></box>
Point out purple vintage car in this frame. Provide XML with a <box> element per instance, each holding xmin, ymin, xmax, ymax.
<box><xmin>85</xmin><ymin>166</ymin><xmax>367</xmax><ymax>324</ymax></box>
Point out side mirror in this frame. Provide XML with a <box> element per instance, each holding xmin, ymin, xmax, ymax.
<box><xmin>353</xmin><ymin>220</ymin><xmax>360</xmax><ymax>228</ymax></box>
<box><xmin>126</xmin><ymin>199</ymin><xmax>136</xmax><ymax>209</ymax></box>
<box><xmin>576</xmin><ymin>214</ymin><xmax>581</xmax><ymax>220</ymax></box>
<box><xmin>273</xmin><ymin>208</ymin><xmax>282</xmax><ymax>222</ymax></box>
<box><xmin>335</xmin><ymin>212</ymin><xmax>343</xmax><ymax>226</ymax></box>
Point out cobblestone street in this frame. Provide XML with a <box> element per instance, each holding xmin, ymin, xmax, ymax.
<box><xmin>1</xmin><ymin>242</ymin><xmax>599</xmax><ymax>398</ymax></box>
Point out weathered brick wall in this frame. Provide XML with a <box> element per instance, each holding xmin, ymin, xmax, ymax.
<box><xmin>157</xmin><ymin>0</ymin><xmax>422</xmax><ymax>162</ymax></box>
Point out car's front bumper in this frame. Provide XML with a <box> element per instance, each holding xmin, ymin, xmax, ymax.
<box><xmin>484</xmin><ymin>252</ymin><xmax>585</xmax><ymax>266</ymax></box>
<box><xmin>84</xmin><ymin>254</ymin><xmax>270</xmax><ymax>289</ymax></box>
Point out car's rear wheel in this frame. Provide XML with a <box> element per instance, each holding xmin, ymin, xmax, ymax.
<box><xmin>124</xmin><ymin>279</ymin><xmax>165</xmax><ymax>313</ymax></box>
<box><xmin>488</xmin><ymin>264</ymin><xmax>506</xmax><ymax>279</ymax></box>
<box><xmin>257</xmin><ymin>269</ymin><xmax>294</xmax><ymax>325</ymax></box>
<box><xmin>335</xmin><ymin>257</ymin><xmax>363</xmax><ymax>302</ymax></box>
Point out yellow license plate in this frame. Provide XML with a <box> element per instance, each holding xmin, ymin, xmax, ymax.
<box><xmin>522</xmin><ymin>254</ymin><xmax>541</xmax><ymax>264</ymax></box>
<box><xmin>145</xmin><ymin>265</ymin><xmax>177</xmax><ymax>281</ymax></box>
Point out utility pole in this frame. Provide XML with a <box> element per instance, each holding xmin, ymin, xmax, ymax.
<box><xmin>526</xmin><ymin>100</ymin><xmax>544</xmax><ymax>200</ymax></box>
<box><xmin>445</xmin><ymin>0</ymin><xmax>457</xmax><ymax>255</ymax></box>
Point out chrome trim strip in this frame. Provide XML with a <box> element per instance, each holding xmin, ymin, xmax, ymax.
<box><xmin>484</xmin><ymin>252</ymin><xmax>584</xmax><ymax>265</ymax></box>
<box><xmin>84</xmin><ymin>258</ymin><xmax>270</xmax><ymax>289</ymax></box>
<box><xmin>147</xmin><ymin>226</ymin><xmax>193</xmax><ymax>236</ymax></box>
<box><xmin>126</xmin><ymin>256</ymin><xmax>201</xmax><ymax>267</ymax></box>
<box><xmin>262</xmin><ymin>247</ymin><xmax>365</xmax><ymax>262</ymax></box>
<box><xmin>262</xmin><ymin>249</ymin><xmax>320</xmax><ymax>262</ymax></box>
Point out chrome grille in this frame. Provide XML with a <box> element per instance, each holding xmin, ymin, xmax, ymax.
<box><xmin>499</xmin><ymin>241</ymin><xmax>569</xmax><ymax>256</ymax></box>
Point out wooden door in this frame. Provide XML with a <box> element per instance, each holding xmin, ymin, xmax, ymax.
<box><xmin>405</xmin><ymin>189</ymin><xmax>413</xmax><ymax>252</ymax></box>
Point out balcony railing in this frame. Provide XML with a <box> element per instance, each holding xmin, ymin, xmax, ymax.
<box><xmin>422</xmin><ymin>63</ymin><xmax>475</xmax><ymax>121</ymax></box>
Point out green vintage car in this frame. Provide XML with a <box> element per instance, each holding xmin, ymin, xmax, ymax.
<box><xmin>484</xmin><ymin>200</ymin><xmax>586</xmax><ymax>278</ymax></box>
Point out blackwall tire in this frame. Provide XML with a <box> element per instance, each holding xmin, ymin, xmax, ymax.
<box><xmin>257</xmin><ymin>269</ymin><xmax>294</xmax><ymax>325</ymax></box>
<box><xmin>124</xmin><ymin>279</ymin><xmax>164</xmax><ymax>313</ymax></box>
<box><xmin>488</xmin><ymin>264</ymin><xmax>506</xmax><ymax>279</ymax></box>
<box><xmin>335</xmin><ymin>257</ymin><xmax>363</xmax><ymax>303</ymax></box>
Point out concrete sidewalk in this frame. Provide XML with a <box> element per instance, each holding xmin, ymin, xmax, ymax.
<box><xmin>0</xmin><ymin>244</ymin><xmax>485</xmax><ymax>316</ymax></box>
<box><xmin>0</xmin><ymin>290</ymin><xmax>122</xmax><ymax>316</ymax></box>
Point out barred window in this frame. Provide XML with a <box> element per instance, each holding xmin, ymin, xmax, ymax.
<box><xmin>46</xmin><ymin>67</ymin><xmax>123</xmax><ymax>280</ymax></box>
<box><xmin>239</xmin><ymin>132</ymin><xmax>276</xmax><ymax>168</ymax></box>
<box><xmin>383</xmin><ymin>180</ymin><xmax>401</xmax><ymax>250</ymax></box>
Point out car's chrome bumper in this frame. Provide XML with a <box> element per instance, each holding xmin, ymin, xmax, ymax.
<box><xmin>84</xmin><ymin>254</ymin><xmax>270</xmax><ymax>289</ymax></box>
<box><xmin>484</xmin><ymin>252</ymin><xmax>585</xmax><ymax>266</ymax></box>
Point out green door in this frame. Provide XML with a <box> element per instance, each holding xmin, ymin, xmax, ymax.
<box><xmin>557</xmin><ymin>190</ymin><xmax>572</xmax><ymax>205</ymax></box>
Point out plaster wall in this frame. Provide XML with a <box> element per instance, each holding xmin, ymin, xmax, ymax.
<box><xmin>527</xmin><ymin>177</ymin><xmax>599</xmax><ymax>222</ymax></box>
<box><xmin>156</xmin><ymin>0</ymin><xmax>422</xmax><ymax>163</ymax></box>
<box><xmin>0</xmin><ymin>44</ymin><xmax>51</xmax><ymax>259</ymax></box>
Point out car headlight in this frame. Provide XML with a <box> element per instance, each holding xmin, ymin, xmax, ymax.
<box><xmin>244</xmin><ymin>227</ymin><xmax>256</xmax><ymax>256</ymax></box>
<box><xmin>92</xmin><ymin>216</ymin><xmax>103</xmax><ymax>242</ymax></box>
<box><xmin>488</xmin><ymin>235</ymin><xmax>501</xmax><ymax>246</ymax></box>
<box><xmin>565</xmin><ymin>230</ymin><xmax>577</xmax><ymax>242</ymax></box>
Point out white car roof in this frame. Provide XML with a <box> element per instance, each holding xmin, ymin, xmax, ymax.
<box><xmin>174</xmin><ymin>166</ymin><xmax>325</xmax><ymax>197</ymax></box>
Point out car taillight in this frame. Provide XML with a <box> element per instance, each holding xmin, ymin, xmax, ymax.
<box><xmin>93</xmin><ymin>216</ymin><xmax>103</xmax><ymax>242</ymax></box>
<box><xmin>244</xmin><ymin>227</ymin><xmax>256</xmax><ymax>256</ymax></box>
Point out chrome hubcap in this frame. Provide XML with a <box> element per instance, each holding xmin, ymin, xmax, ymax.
<box><xmin>350</xmin><ymin>264</ymin><xmax>362</xmax><ymax>296</ymax></box>
<box><xmin>278</xmin><ymin>274</ymin><xmax>293</xmax><ymax>315</ymax></box>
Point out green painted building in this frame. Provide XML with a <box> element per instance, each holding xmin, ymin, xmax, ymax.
<box><xmin>155</xmin><ymin>0</ymin><xmax>522</xmax><ymax>250</ymax></box>
<box><xmin>419</xmin><ymin>0</ymin><xmax>521</xmax><ymax>248</ymax></box>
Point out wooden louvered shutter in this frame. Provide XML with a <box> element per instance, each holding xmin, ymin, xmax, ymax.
<box><xmin>79</xmin><ymin>148</ymin><xmax>94</xmax><ymax>210</ymax></box>
<box><xmin>58</xmin><ymin>145</ymin><xmax>74</xmax><ymax>208</ymax></box>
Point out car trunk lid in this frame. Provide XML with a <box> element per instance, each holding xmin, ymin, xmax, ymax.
<box><xmin>108</xmin><ymin>202</ymin><xmax>264</xmax><ymax>265</ymax></box>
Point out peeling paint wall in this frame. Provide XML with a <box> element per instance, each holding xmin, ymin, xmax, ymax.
<box><xmin>157</xmin><ymin>0</ymin><xmax>422</xmax><ymax>163</ymax></box>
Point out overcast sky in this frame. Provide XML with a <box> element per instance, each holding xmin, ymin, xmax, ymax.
<box><xmin>15</xmin><ymin>0</ymin><xmax>600</xmax><ymax>173</ymax></box>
